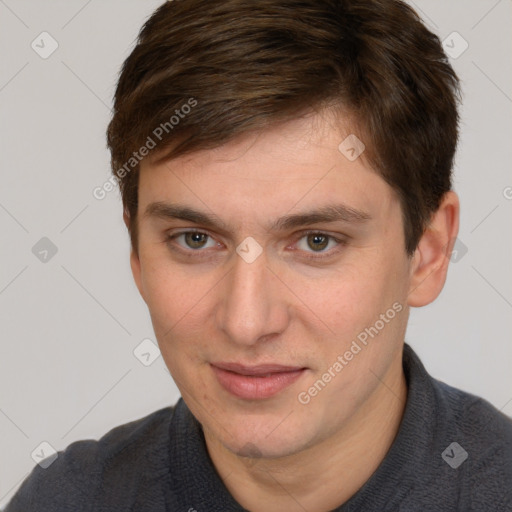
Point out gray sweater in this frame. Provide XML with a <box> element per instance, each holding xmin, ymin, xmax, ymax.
<box><xmin>5</xmin><ymin>343</ymin><xmax>512</xmax><ymax>511</ymax></box>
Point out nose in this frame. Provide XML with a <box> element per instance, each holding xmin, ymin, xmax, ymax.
<box><xmin>216</xmin><ymin>245</ymin><xmax>289</xmax><ymax>347</ymax></box>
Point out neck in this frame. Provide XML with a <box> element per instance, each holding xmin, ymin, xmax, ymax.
<box><xmin>204</xmin><ymin>354</ymin><xmax>407</xmax><ymax>512</ymax></box>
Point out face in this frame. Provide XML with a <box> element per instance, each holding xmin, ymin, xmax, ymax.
<box><xmin>131</xmin><ymin>111</ymin><xmax>414</xmax><ymax>460</ymax></box>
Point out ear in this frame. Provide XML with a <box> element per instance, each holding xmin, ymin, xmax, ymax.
<box><xmin>407</xmin><ymin>190</ymin><xmax>460</xmax><ymax>307</ymax></box>
<box><xmin>124</xmin><ymin>209</ymin><xmax>146</xmax><ymax>303</ymax></box>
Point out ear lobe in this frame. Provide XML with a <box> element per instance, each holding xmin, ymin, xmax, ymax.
<box><xmin>407</xmin><ymin>191</ymin><xmax>460</xmax><ymax>307</ymax></box>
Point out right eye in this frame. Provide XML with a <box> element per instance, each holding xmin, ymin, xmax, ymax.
<box><xmin>167</xmin><ymin>230</ymin><xmax>220</xmax><ymax>253</ymax></box>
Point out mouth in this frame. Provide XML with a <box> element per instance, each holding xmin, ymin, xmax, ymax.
<box><xmin>210</xmin><ymin>362</ymin><xmax>307</xmax><ymax>400</ymax></box>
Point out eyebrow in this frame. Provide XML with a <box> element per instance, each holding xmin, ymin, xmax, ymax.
<box><xmin>144</xmin><ymin>201</ymin><xmax>371</xmax><ymax>233</ymax></box>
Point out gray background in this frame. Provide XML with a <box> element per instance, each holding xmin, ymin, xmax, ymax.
<box><xmin>0</xmin><ymin>0</ymin><xmax>511</xmax><ymax>506</ymax></box>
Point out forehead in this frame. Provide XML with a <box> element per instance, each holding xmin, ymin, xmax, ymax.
<box><xmin>143</xmin><ymin>109</ymin><xmax>358</xmax><ymax>177</ymax></box>
<box><xmin>137</xmin><ymin>111</ymin><xmax>398</xmax><ymax>230</ymax></box>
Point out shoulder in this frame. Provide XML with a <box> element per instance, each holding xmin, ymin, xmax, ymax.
<box><xmin>4</xmin><ymin>406</ymin><xmax>176</xmax><ymax>512</ymax></box>
<box><xmin>434</xmin><ymin>378</ymin><xmax>512</xmax><ymax>445</ymax></box>
<box><xmin>433</xmin><ymin>378</ymin><xmax>512</xmax><ymax>511</ymax></box>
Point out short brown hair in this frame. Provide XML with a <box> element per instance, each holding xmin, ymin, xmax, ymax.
<box><xmin>106</xmin><ymin>0</ymin><xmax>461</xmax><ymax>255</ymax></box>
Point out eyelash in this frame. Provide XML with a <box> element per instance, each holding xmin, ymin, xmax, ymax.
<box><xmin>166</xmin><ymin>229</ymin><xmax>347</xmax><ymax>261</ymax></box>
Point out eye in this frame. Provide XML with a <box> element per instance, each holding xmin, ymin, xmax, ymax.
<box><xmin>167</xmin><ymin>230</ymin><xmax>218</xmax><ymax>251</ymax></box>
<box><xmin>294</xmin><ymin>231</ymin><xmax>346</xmax><ymax>259</ymax></box>
<box><xmin>166</xmin><ymin>229</ymin><xmax>347</xmax><ymax>261</ymax></box>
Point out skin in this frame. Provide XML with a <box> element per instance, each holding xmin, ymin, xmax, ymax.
<box><xmin>128</xmin><ymin>110</ymin><xmax>459</xmax><ymax>512</ymax></box>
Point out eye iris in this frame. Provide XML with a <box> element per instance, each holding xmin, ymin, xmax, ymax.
<box><xmin>307</xmin><ymin>234</ymin><xmax>328</xmax><ymax>252</ymax></box>
<box><xmin>185</xmin><ymin>232</ymin><xmax>208</xmax><ymax>249</ymax></box>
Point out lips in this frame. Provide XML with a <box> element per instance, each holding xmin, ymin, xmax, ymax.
<box><xmin>210</xmin><ymin>362</ymin><xmax>307</xmax><ymax>400</ymax></box>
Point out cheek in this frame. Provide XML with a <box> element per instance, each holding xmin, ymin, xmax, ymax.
<box><xmin>295</xmin><ymin>260</ymin><xmax>388</xmax><ymax>327</ymax></box>
<box><xmin>138</xmin><ymin>253</ymin><xmax>207</xmax><ymax>343</ymax></box>
<box><xmin>295</xmin><ymin>253</ymin><xmax>407</xmax><ymax>356</ymax></box>
<box><xmin>140</xmin><ymin>244</ymin><xmax>192</xmax><ymax>310</ymax></box>
<box><xmin>142</xmin><ymin>268</ymin><xmax>209</xmax><ymax>384</ymax></box>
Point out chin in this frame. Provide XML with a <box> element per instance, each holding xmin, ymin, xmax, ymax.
<box><xmin>217</xmin><ymin>417</ymin><xmax>319</xmax><ymax>461</ymax></box>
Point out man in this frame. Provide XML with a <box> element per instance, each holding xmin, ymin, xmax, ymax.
<box><xmin>6</xmin><ymin>0</ymin><xmax>512</xmax><ymax>511</ymax></box>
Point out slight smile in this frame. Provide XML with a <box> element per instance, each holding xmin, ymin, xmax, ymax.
<box><xmin>210</xmin><ymin>363</ymin><xmax>308</xmax><ymax>400</ymax></box>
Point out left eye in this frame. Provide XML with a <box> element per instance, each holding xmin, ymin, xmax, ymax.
<box><xmin>295</xmin><ymin>232</ymin><xmax>343</xmax><ymax>254</ymax></box>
